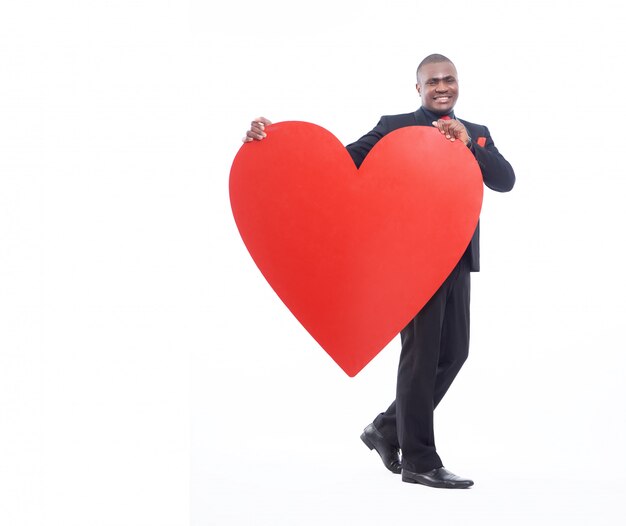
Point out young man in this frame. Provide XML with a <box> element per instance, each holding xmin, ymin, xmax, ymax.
<box><xmin>243</xmin><ymin>54</ymin><xmax>515</xmax><ymax>489</ymax></box>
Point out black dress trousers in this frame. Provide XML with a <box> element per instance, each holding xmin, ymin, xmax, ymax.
<box><xmin>373</xmin><ymin>254</ymin><xmax>471</xmax><ymax>473</ymax></box>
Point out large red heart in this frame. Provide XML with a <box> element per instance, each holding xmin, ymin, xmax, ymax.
<box><xmin>230</xmin><ymin>122</ymin><xmax>482</xmax><ymax>376</ymax></box>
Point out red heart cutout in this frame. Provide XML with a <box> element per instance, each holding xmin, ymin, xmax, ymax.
<box><xmin>230</xmin><ymin>122</ymin><xmax>483</xmax><ymax>376</ymax></box>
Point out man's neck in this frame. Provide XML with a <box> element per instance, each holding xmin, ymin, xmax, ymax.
<box><xmin>420</xmin><ymin>106</ymin><xmax>455</xmax><ymax>121</ymax></box>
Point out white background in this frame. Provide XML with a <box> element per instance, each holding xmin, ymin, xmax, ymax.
<box><xmin>1</xmin><ymin>1</ymin><xmax>625</xmax><ymax>525</ymax></box>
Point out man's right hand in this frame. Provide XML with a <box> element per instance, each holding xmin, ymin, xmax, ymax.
<box><xmin>242</xmin><ymin>117</ymin><xmax>272</xmax><ymax>143</ymax></box>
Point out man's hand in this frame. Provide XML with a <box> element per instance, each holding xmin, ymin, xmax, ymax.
<box><xmin>242</xmin><ymin>117</ymin><xmax>273</xmax><ymax>143</ymax></box>
<box><xmin>432</xmin><ymin>119</ymin><xmax>470</xmax><ymax>146</ymax></box>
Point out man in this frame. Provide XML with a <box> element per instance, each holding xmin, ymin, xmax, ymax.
<box><xmin>243</xmin><ymin>54</ymin><xmax>515</xmax><ymax>489</ymax></box>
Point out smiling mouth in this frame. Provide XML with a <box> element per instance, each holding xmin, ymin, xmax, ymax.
<box><xmin>434</xmin><ymin>96</ymin><xmax>451</xmax><ymax>102</ymax></box>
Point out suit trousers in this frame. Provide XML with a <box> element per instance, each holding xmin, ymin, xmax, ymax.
<box><xmin>373</xmin><ymin>255</ymin><xmax>471</xmax><ymax>473</ymax></box>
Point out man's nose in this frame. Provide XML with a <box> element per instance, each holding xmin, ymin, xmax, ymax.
<box><xmin>435</xmin><ymin>81</ymin><xmax>448</xmax><ymax>91</ymax></box>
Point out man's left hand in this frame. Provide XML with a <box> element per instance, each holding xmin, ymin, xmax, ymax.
<box><xmin>432</xmin><ymin>119</ymin><xmax>470</xmax><ymax>146</ymax></box>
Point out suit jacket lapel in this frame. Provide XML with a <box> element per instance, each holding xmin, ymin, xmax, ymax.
<box><xmin>413</xmin><ymin>108</ymin><xmax>432</xmax><ymax>127</ymax></box>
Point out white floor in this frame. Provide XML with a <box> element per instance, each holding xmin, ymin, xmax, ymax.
<box><xmin>195</xmin><ymin>334</ymin><xmax>626</xmax><ymax>526</ymax></box>
<box><xmin>203</xmin><ymin>447</ymin><xmax>623</xmax><ymax>526</ymax></box>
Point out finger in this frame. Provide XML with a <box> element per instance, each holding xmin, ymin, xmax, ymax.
<box><xmin>434</xmin><ymin>120</ymin><xmax>458</xmax><ymax>142</ymax></box>
<box><xmin>450</xmin><ymin>122</ymin><xmax>469</xmax><ymax>143</ymax></box>
<box><xmin>251</xmin><ymin>122</ymin><xmax>267</xmax><ymax>137</ymax></box>
<box><xmin>432</xmin><ymin>120</ymin><xmax>446</xmax><ymax>134</ymax></box>
<box><xmin>450</xmin><ymin>122</ymin><xmax>463</xmax><ymax>137</ymax></box>
<box><xmin>443</xmin><ymin>121</ymin><xmax>464</xmax><ymax>142</ymax></box>
<box><xmin>245</xmin><ymin>129</ymin><xmax>265</xmax><ymax>141</ymax></box>
<box><xmin>438</xmin><ymin>120</ymin><xmax>453</xmax><ymax>139</ymax></box>
<box><xmin>446</xmin><ymin>122</ymin><xmax>461</xmax><ymax>141</ymax></box>
<box><xmin>250</xmin><ymin>121</ymin><xmax>265</xmax><ymax>132</ymax></box>
<box><xmin>254</xmin><ymin>116</ymin><xmax>272</xmax><ymax>126</ymax></box>
<box><xmin>250</xmin><ymin>118</ymin><xmax>270</xmax><ymax>138</ymax></box>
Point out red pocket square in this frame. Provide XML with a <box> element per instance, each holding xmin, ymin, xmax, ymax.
<box><xmin>476</xmin><ymin>136</ymin><xmax>487</xmax><ymax>147</ymax></box>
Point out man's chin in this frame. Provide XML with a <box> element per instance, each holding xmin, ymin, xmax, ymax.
<box><xmin>427</xmin><ymin>103</ymin><xmax>455</xmax><ymax>116</ymax></box>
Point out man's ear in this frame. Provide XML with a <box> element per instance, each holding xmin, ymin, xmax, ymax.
<box><xmin>415</xmin><ymin>83</ymin><xmax>422</xmax><ymax>96</ymax></box>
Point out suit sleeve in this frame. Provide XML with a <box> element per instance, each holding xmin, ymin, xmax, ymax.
<box><xmin>470</xmin><ymin>125</ymin><xmax>515</xmax><ymax>192</ymax></box>
<box><xmin>345</xmin><ymin>117</ymin><xmax>390</xmax><ymax>168</ymax></box>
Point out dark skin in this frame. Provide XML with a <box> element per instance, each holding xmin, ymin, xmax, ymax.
<box><xmin>416</xmin><ymin>61</ymin><xmax>470</xmax><ymax>146</ymax></box>
<box><xmin>243</xmin><ymin>116</ymin><xmax>271</xmax><ymax>142</ymax></box>
<box><xmin>243</xmin><ymin>60</ymin><xmax>469</xmax><ymax>147</ymax></box>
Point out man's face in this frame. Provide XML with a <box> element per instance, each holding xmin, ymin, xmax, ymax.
<box><xmin>416</xmin><ymin>61</ymin><xmax>459</xmax><ymax>115</ymax></box>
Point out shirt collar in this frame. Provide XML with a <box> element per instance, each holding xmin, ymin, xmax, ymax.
<box><xmin>419</xmin><ymin>106</ymin><xmax>455</xmax><ymax>121</ymax></box>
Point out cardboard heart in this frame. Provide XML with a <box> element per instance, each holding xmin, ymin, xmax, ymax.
<box><xmin>229</xmin><ymin>121</ymin><xmax>483</xmax><ymax>376</ymax></box>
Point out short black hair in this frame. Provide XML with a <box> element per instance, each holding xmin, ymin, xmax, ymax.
<box><xmin>416</xmin><ymin>54</ymin><xmax>454</xmax><ymax>81</ymax></box>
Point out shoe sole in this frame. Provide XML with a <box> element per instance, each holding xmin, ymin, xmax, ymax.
<box><xmin>402</xmin><ymin>474</ymin><xmax>473</xmax><ymax>489</ymax></box>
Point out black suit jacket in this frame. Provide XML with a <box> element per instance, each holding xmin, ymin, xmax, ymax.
<box><xmin>345</xmin><ymin>107</ymin><xmax>515</xmax><ymax>272</ymax></box>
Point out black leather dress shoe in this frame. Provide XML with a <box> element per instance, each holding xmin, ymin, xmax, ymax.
<box><xmin>402</xmin><ymin>467</ymin><xmax>474</xmax><ymax>488</ymax></box>
<box><xmin>360</xmin><ymin>423</ymin><xmax>402</xmax><ymax>474</ymax></box>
